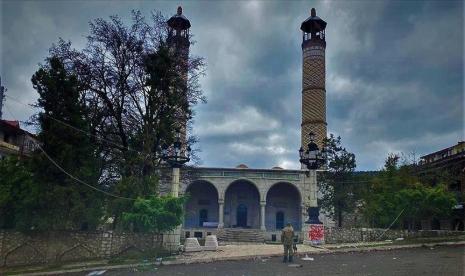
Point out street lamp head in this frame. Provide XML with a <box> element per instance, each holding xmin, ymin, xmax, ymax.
<box><xmin>299</xmin><ymin>131</ymin><xmax>326</xmax><ymax>171</ymax></box>
<box><xmin>161</xmin><ymin>128</ymin><xmax>191</xmax><ymax>168</ymax></box>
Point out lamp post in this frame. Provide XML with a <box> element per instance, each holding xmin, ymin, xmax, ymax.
<box><xmin>299</xmin><ymin>132</ymin><xmax>325</xmax><ymax>242</ymax></box>
<box><xmin>161</xmin><ymin>129</ymin><xmax>190</xmax><ymax>253</ymax></box>
<box><xmin>162</xmin><ymin>129</ymin><xmax>191</xmax><ymax>197</ymax></box>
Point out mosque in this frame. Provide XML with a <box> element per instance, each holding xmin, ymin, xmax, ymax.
<box><xmin>160</xmin><ymin>7</ymin><xmax>329</xmax><ymax>243</ymax></box>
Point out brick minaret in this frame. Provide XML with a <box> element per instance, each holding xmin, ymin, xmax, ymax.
<box><xmin>300</xmin><ymin>8</ymin><xmax>327</xmax><ymax>151</ymax></box>
<box><xmin>167</xmin><ymin>6</ymin><xmax>191</xmax><ymax>144</ymax></box>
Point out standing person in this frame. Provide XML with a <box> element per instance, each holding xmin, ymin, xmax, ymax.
<box><xmin>281</xmin><ymin>223</ymin><xmax>294</xmax><ymax>263</ymax></box>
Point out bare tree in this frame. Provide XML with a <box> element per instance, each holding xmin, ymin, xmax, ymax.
<box><xmin>47</xmin><ymin>11</ymin><xmax>205</xmax><ymax>226</ymax></box>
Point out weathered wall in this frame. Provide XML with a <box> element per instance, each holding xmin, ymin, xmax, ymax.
<box><xmin>324</xmin><ymin>227</ymin><xmax>464</xmax><ymax>244</ymax></box>
<box><xmin>0</xmin><ymin>230</ymin><xmax>163</xmax><ymax>267</ymax></box>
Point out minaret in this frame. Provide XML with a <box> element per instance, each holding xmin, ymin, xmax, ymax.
<box><xmin>300</xmin><ymin>8</ymin><xmax>327</xmax><ymax>151</ymax></box>
<box><xmin>0</xmin><ymin>76</ymin><xmax>5</xmax><ymax>119</ymax></box>
<box><xmin>167</xmin><ymin>6</ymin><xmax>191</xmax><ymax>143</ymax></box>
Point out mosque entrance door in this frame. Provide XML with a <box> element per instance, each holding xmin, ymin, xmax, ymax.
<box><xmin>199</xmin><ymin>209</ymin><xmax>208</xmax><ymax>227</ymax></box>
<box><xmin>276</xmin><ymin>211</ymin><xmax>284</xmax><ymax>229</ymax></box>
<box><xmin>237</xmin><ymin>204</ymin><xmax>247</xmax><ymax>227</ymax></box>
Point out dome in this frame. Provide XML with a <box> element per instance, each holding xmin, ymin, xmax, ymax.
<box><xmin>272</xmin><ymin>166</ymin><xmax>284</xmax><ymax>170</ymax></box>
<box><xmin>236</xmin><ymin>164</ymin><xmax>249</xmax><ymax>169</ymax></box>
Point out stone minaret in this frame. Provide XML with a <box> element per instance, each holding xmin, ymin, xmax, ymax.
<box><xmin>300</xmin><ymin>8</ymin><xmax>327</xmax><ymax>150</ymax></box>
<box><xmin>167</xmin><ymin>6</ymin><xmax>191</xmax><ymax>144</ymax></box>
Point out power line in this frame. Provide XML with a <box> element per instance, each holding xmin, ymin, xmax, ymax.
<box><xmin>4</xmin><ymin>94</ymin><xmax>459</xmax><ymax>185</ymax></box>
<box><xmin>318</xmin><ymin>162</ymin><xmax>460</xmax><ymax>184</ymax></box>
<box><xmin>4</xmin><ymin>94</ymin><xmax>147</xmax><ymax>156</ymax></box>
<box><xmin>36</xmin><ymin>142</ymin><xmax>136</xmax><ymax>201</ymax></box>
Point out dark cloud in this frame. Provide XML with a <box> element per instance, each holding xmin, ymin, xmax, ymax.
<box><xmin>1</xmin><ymin>0</ymin><xmax>463</xmax><ymax>171</ymax></box>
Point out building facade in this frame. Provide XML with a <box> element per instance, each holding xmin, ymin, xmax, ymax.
<box><xmin>171</xmin><ymin>167</ymin><xmax>318</xmax><ymax>241</ymax></box>
<box><xmin>158</xmin><ymin>8</ymin><xmax>329</xmax><ymax>242</ymax></box>
<box><xmin>418</xmin><ymin>141</ymin><xmax>465</xmax><ymax>231</ymax></box>
<box><xmin>0</xmin><ymin>120</ymin><xmax>37</xmax><ymax>159</ymax></box>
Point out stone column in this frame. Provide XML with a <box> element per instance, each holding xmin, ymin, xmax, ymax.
<box><xmin>260</xmin><ymin>201</ymin><xmax>266</xmax><ymax>231</ymax></box>
<box><xmin>218</xmin><ymin>199</ymin><xmax>224</xmax><ymax>228</ymax></box>
<box><xmin>171</xmin><ymin>167</ymin><xmax>180</xmax><ymax>197</ymax></box>
<box><xmin>163</xmin><ymin>167</ymin><xmax>181</xmax><ymax>252</ymax></box>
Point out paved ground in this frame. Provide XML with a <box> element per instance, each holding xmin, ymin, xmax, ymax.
<box><xmin>171</xmin><ymin>243</ymin><xmax>325</xmax><ymax>263</ymax></box>
<box><xmin>82</xmin><ymin>245</ymin><xmax>465</xmax><ymax>276</ymax></box>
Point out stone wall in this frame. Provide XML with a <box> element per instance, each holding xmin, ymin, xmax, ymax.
<box><xmin>0</xmin><ymin>230</ymin><xmax>163</xmax><ymax>267</ymax></box>
<box><xmin>324</xmin><ymin>227</ymin><xmax>463</xmax><ymax>244</ymax></box>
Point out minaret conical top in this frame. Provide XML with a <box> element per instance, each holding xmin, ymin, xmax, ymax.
<box><xmin>300</xmin><ymin>8</ymin><xmax>327</xmax><ymax>34</ymax></box>
<box><xmin>167</xmin><ymin>6</ymin><xmax>191</xmax><ymax>30</ymax></box>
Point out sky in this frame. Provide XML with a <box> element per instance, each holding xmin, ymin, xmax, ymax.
<box><xmin>1</xmin><ymin>0</ymin><xmax>463</xmax><ymax>171</ymax></box>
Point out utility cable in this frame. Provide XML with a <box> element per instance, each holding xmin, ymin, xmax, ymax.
<box><xmin>5</xmin><ymin>95</ymin><xmax>459</xmax><ymax>185</ymax></box>
<box><xmin>377</xmin><ymin>208</ymin><xmax>405</xmax><ymax>240</ymax></box>
<box><xmin>36</xmin><ymin>142</ymin><xmax>136</xmax><ymax>201</ymax></box>
<box><xmin>4</xmin><ymin>94</ymin><xmax>146</xmax><ymax>156</ymax></box>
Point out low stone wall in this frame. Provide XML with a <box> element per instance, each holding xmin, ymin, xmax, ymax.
<box><xmin>0</xmin><ymin>230</ymin><xmax>163</xmax><ymax>267</ymax></box>
<box><xmin>324</xmin><ymin>227</ymin><xmax>464</xmax><ymax>244</ymax></box>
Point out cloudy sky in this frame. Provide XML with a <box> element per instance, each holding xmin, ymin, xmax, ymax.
<box><xmin>1</xmin><ymin>0</ymin><xmax>463</xmax><ymax>171</ymax></box>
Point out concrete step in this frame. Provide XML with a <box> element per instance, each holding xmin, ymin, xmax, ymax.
<box><xmin>217</xmin><ymin>228</ymin><xmax>265</xmax><ymax>243</ymax></box>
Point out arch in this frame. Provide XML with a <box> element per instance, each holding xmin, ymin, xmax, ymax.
<box><xmin>265</xmin><ymin>182</ymin><xmax>302</xmax><ymax>231</ymax></box>
<box><xmin>185</xmin><ymin>180</ymin><xmax>219</xmax><ymax>198</ymax></box>
<box><xmin>265</xmin><ymin>181</ymin><xmax>302</xmax><ymax>203</ymax></box>
<box><xmin>223</xmin><ymin>178</ymin><xmax>261</xmax><ymax>200</ymax></box>
<box><xmin>224</xmin><ymin>179</ymin><xmax>261</xmax><ymax>228</ymax></box>
<box><xmin>184</xmin><ymin>180</ymin><xmax>219</xmax><ymax>228</ymax></box>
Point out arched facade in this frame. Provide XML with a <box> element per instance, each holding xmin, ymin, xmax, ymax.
<box><xmin>183</xmin><ymin>180</ymin><xmax>219</xmax><ymax>228</ymax></box>
<box><xmin>171</xmin><ymin>167</ymin><xmax>318</xmax><ymax>240</ymax></box>
<box><xmin>223</xmin><ymin>179</ymin><xmax>260</xmax><ymax>228</ymax></box>
<box><xmin>265</xmin><ymin>182</ymin><xmax>302</xmax><ymax>231</ymax></box>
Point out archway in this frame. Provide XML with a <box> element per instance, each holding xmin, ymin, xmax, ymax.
<box><xmin>224</xmin><ymin>180</ymin><xmax>260</xmax><ymax>228</ymax></box>
<box><xmin>266</xmin><ymin>182</ymin><xmax>302</xmax><ymax>231</ymax></box>
<box><xmin>184</xmin><ymin>181</ymin><xmax>219</xmax><ymax>228</ymax></box>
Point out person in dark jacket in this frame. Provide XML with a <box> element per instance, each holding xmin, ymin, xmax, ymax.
<box><xmin>281</xmin><ymin>223</ymin><xmax>294</xmax><ymax>263</ymax></box>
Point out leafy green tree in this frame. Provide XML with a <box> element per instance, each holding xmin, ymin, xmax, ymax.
<box><xmin>318</xmin><ymin>134</ymin><xmax>357</xmax><ymax>227</ymax></box>
<box><xmin>26</xmin><ymin>56</ymin><xmax>104</xmax><ymax>230</ymax></box>
<box><xmin>0</xmin><ymin>157</ymin><xmax>36</xmax><ymax>229</ymax></box>
<box><xmin>361</xmin><ymin>154</ymin><xmax>457</xmax><ymax>230</ymax></box>
<box><xmin>122</xmin><ymin>196</ymin><xmax>186</xmax><ymax>233</ymax></box>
